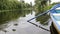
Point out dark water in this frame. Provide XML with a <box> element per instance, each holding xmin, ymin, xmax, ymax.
<box><xmin>0</xmin><ymin>10</ymin><xmax>52</xmax><ymax>34</ymax></box>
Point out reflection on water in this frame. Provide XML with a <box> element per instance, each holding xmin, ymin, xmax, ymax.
<box><xmin>14</xmin><ymin>23</ymin><xmax>18</xmax><ymax>26</ymax></box>
<box><xmin>35</xmin><ymin>11</ymin><xmax>50</xmax><ymax>25</ymax></box>
<box><xmin>0</xmin><ymin>10</ymin><xmax>50</xmax><ymax>34</ymax></box>
<box><xmin>0</xmin><ymin>10</ymin><xmax>32</xmax><ymax>24</ymax></box>
<box><xmin>12</xmin><ymin>29</ymin><xmax>16</xmax><ymax>32</ymax></box>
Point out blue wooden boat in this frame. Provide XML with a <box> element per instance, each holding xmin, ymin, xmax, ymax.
<box><xmin>50</xmin><ymin>4</ymin><xmax>60</xmax><ymax>34</ymax></box>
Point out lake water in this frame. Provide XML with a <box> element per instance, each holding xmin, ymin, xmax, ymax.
<box><xmin>0</xmin><ymin>10</ymin><xmax>51</xmax><ymax>34</ymax></box>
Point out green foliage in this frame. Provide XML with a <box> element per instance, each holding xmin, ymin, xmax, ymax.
<box><xmin>35</xmin><ymin>0</ymin><xmax>50</xmax><ymax>12</ymax></box>
<box><xmin>0</xmin><ymin>0</ymin><xmax>20</xmax><ymax>10</ymax></box>
<box><xmin>0</xmin><ymin>0</ymin><xmax>32</xmax><ymax>10</ymax></box>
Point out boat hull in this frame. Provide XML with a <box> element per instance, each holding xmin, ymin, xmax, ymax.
<box><xmin>50</xmin><ymin>13</ymin><xmax>60</xmax><ymax>34</ymax></box>
<box><xmin>50</xmin><ymin>22</ymin><xmax>58</xmax><ymax>34</ymax></box>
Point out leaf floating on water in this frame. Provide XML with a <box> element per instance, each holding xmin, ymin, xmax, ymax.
<box><xmin>14</xmin><ymin>24</ymin><xmax>18</xmax><ymax>26</ymax></box>
<box><xmin>2</xmin><ymin>30</ymin><xmax>8</xmax><ymax>33</ymax></box>
<box><xmin>12</xmin><ymin>29</ymin><xmax>16</xmax><ymax>32</ymax></box>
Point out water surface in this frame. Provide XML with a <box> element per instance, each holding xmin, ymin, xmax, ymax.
<box><xmin>0</xmin><ymin>10</ymin><xmax>51</xmax><ymax>34</ymax></box>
